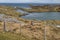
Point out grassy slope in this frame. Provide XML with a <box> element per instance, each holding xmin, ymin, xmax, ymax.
<box><xmin>0</xmin><ymin>6</ymin><xmax>22</xmax><ymax>17</ymax></box>
<box><xmin>0</xmin><ymin>32</ymin><xmax>31</xmax><ymax>40</ymax></box>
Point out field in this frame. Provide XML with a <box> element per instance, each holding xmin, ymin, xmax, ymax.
<box><xmin>0</xmin><ymin>20</ymin><xmax>60</xmax><ymax>40</ymax></box>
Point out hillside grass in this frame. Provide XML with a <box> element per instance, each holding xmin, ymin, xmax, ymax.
<box><xmin>0</xmin><ymin>6</ymin><xmax>23</xmax><ymax>17</ymax></box>
<box><xmin>0</xmin><ymin>32</ymin><xmax>31</xmax><ymax>40</ymax></box>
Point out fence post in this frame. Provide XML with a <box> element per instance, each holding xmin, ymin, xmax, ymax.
<box><xmin>44</xmin><ymin>21</ymin><xmax>47</xmax><ymax>40</ymax></box>
<box><xmin>44</xmin><ymin>25</ymin><xmax>46</xmax><ymax>40</ymax></box>
<box><xmin>3</xmin><ymin>21</ymin><xmax>6</xmax><ymax>32</ymax></box>
<box><xmin>20</xmin><ymin>23</ymin><xmax>21</xmax><ymax>35</ymax></box>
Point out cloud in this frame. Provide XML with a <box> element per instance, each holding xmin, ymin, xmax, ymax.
<box><xmin>30</xmin><ymin>0</ymin><xmax>51</xmax><ymax>3</ymax></box>
<box><xmin>20</xmin><ymin>0</ymin><xmax>30</xmax><ymax>3</ymax></box>
<box><xmin>52</xmin><ymin>0</ymin><xmax>60</xmax><ymax>3</ymax></box>
<box><xmin>0</xmin><ymin>0</ymin><xmax>20</xmax><ymax>3</ymax></box>
<box><xmin>0</xmin><ymin>0</ymin><xmax>60</xmax><ymax>3</ymax></box>
<box><xmin>20</xmin><ymin>0</ymin><xmax>60</xmax><ymax>3</ymax></box>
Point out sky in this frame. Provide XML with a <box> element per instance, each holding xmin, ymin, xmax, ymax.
<box><xmin>0</xmin><ymin>0</ymin><xmax>60</xmax><ymax>3</ymax></box>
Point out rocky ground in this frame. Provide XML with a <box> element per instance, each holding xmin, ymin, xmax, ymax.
<box><xmin>0</xmin><ymin>20</ymin><xmax>60</xmax><ymax>40</ymax></box>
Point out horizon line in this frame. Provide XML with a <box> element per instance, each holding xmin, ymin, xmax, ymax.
<box><xmin>0</xmin><ymin>2</ymin><xmax>60</xmax><ymax>4</ymax></box>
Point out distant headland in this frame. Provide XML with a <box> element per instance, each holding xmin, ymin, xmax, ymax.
<box><xmin>16</xmin><ymin>4</ymin><xmax>60</xmax><ymax>13</ymax></box>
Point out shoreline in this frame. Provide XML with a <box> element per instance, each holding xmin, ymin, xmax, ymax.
<box><xmin>15</xmin><ymin>5</ymin><xmax>60</xmax><ymax>13</ymax></box>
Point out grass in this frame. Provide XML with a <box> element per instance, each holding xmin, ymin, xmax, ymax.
<box><xmin>0</xmin><ymin>20</ymin><xmax>60</xmax><ymax>40</ymax></box>
<box><xmin>0</xmin><ymin>6</ymin><xmax>23</xmax><ymax>17</ymax></box>
<box><xmin>0</xmin><ymin>32</ymin><xmax>31</xmax><ymax>40</ymax></box>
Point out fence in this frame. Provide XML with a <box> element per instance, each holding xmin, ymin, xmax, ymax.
<box><xmin>0</xmin><ymin>21</ymin><xmax>60</xmax><ymax>40</ymax></box>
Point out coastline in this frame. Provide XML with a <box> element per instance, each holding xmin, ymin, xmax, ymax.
<box><xmin>15</xmin><ymin>5</ymin><xmax>60</xmax><ymax>13</ymax></box>
<box><xmin>0</xmin><ymin>5</ymin><xmax>60</xmax><ymax>40</ymax></box>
